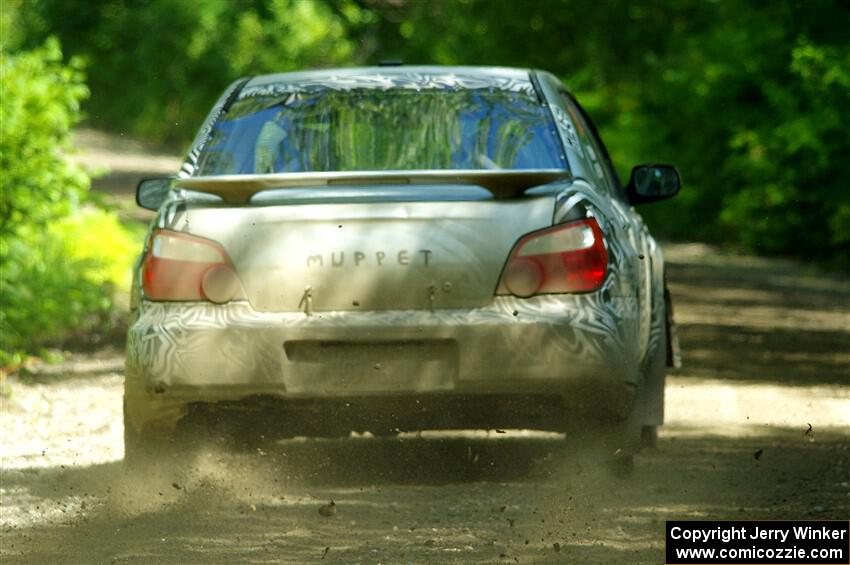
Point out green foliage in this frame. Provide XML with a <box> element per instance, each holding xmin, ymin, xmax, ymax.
<box><xmin>15</xmin><ymin>0</ymin><xmax>360</xmax><ymax>145</ymax></box>
<box><xmin>12</xmin><ymin>0</ymin><xmax>850</xmax><ymax>264</ymax></box>
<box><xmin>616</xmin><ymin>4</ymin><xmax>849</xmax><ymax>264</ymax></box>
<box><xmin>0</xmin><ymin>37</ymin><xmax>88</xmax><ymax>243</ymax></box>
<box><xmin>0</xmin><ymin>40</ymin><xmax>137</xmax><ymax>363</ymax></box>
<box><xmin>1</xmin><ymin>209</ymin><xmax>137</xmax><ymax>362</ymax></box>
<box><xmin>361</xmin><ymin>0</ymin><xmax>850</xmax><ymax>264</ymax></box>
<box><xmin>0</xmin><ymin>0</ymin><xmax>27</xmax><ymax>48</ymax></box>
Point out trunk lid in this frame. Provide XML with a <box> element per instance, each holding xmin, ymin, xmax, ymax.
<box><xmin>180</xmin><ymin>188</ymin><xmax>557</xmax><ymax>312</ymax></box>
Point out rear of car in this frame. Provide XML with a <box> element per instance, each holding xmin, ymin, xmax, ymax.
<box><xmin>125</xmin><ymin>67</ymin><xmax>656</xmax><ymax>457</ymax></box>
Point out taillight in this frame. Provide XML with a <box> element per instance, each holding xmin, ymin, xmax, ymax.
<box><xmin>497</xmin><ymin>218</ymin><xmax>608</xmax><ymax>297</ymax></box>
<box><xmin>142</xmin><ymin>229</ymin><xmax>244</xmax><ymax>303</ymax></box>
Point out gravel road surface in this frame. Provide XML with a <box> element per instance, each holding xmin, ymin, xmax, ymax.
<box><xmin>2</xmin><ymin>243</ymin><xmax>847</xmax><ymax>564</ymax></box>
<box><xmin>2</xmin><ymin>136</ymin><xmax>848</xmax><ymax>563</ymax></box>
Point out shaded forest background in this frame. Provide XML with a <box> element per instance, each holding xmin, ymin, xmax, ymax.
<box><xmin>1</xmin><ymin>0</ymin><xmax>848</xmax><ymax>360</ymax></box>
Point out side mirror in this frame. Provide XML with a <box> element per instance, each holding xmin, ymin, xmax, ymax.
<box><xmin>136</xmin><ymin>177</ymin><xmax>173</xmax><ymax>210</ymax></box>
<box><xmin>625</xmin><ymin>164</ymin><xmax>681</xmax><ymax>205</ymax></box>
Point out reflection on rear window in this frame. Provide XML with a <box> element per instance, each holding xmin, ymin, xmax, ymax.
<box><xmin>197</xmin><ymin>89</ymin><xmax>565</xmax><ymax>174</ymax></box>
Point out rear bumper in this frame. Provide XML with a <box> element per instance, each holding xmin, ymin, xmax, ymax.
<box><xmin>125</xmin><ymin>294</ymin><xmax>640</xmax><ymax>430</ymax></box>
<box><xmin>179</xmin><ymin>391</ymin><xmax>633</xmax><ymax>438</ymax></box>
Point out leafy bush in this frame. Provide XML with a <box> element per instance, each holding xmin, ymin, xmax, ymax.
<box><xmin>631</xmin><ymin>8</ymin><xmax>850</xmax><ymax>265</ymax></box>
<box><xmin>1</xmin><ymin>209</ymin><xmax>137</xmax><ymax>359</ymax></box>
<box><xmin>0</xmin><ymin>39</ymin><xmax>137</xmax><ymax>364</ymax></box>
<box><xmin>0</xmin><ymin>38</ymin><xmax>88</xmax><ymax>244</ymax></box>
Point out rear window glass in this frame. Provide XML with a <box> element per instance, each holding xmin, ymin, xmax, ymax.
<box><xmin>197</xmin><ymin>88</ymin><xmax>566</xmax><ymax>174</ymax></box>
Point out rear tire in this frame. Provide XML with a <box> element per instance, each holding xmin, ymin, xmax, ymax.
<box><xmin>123</xmin><ymin>406</ymin><xmax>155</xmax><ymax>471</ymax></box>
<box><xmin>605</xmin><ymin>452</ymin><xmax>635</xmax><ymax>478</ymax></box>
<box><xmin>123</xmin><ymin>401</ymin><xmax>191</xmax><ymax>472</ymax></box>
<box><xmin>637</xmin><ymin>300</ymin><xmax>669</xmax><ymax>451</ymax></box>
<box><xmin>640</xmin><ymin>425</ymin><xmax>658</xmax><ymax>449</ymax></box>
<box><xmin>596</xmin><ymin>404</ymin><xmax>642</xmax><ymax>479</ymax></box>
<box><xmin>569</xmin><ymin>305</ymin><xmax>669</xmax><ymax>478</ymax></box>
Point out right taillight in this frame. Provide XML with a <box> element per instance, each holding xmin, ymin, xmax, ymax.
<box><xmin>142</xmin><ymin>229</ymin><xmax>244</xmax><ymax>303</ymax></box>
<box><xmin>497</xmin><ymin>218</ymin><xmax>609</xmax><ymax>297</ymax></box>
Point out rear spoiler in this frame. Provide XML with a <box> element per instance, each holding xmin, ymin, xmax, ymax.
<box><xmin>175</xmin><ymin>169</ymin><xmax>570</xmax><ymax>204</ymax></box>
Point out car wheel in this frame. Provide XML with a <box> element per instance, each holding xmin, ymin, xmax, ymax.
<box><xmin>595</xmin><ymin>407</ymin><xmax>642</xmax><ymax>479</ymax></box>
<box><xmin>123</xmin><ymin>404</ymin><xmax>155</xmax><ymax>470</ymax></box>
<box><xmin>605</xmin><ymin>451</ymin><xmax>636</xmax><ymax>478</ymax></box>
<box><xmin>123</xmin><ymin>401</ymin><xmax>191</xmax><ymax>471</ymax></box>
<box><xmin>637</xmin><ymin>299</ymin><xmax>669</xmax><ymax>453</ymax></box>
<box><xmin>640</xmin><ymin>425</ymin><xmax>658</xmax><ymax>449</ymax></box>
<box><xmin>572</xmin><ymin>307</ymin><xmax>668</xmax><ymax>478</ymax></box>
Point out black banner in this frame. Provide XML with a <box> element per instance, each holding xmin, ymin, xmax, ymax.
<box><xmin>666</xmin><ymin>521</ymin><xmax>849</xmax><ymax>564</ymax></box>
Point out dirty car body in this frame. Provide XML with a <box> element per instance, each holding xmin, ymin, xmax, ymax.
<box><xmin>126</xmin><ymin>66</ymin><xmax>680</xmax><ymax>455</ymax></box>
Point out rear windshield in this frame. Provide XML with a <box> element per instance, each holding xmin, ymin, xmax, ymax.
<box><xmin>196</xmin><ymin>88</ymin><xmax>566</xmax><ymax>174</ymax></box>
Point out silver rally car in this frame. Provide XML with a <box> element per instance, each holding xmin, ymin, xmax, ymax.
<box><xmin>127</xmin><ymin>66</ymin><xmax>681</xmax><ymax>468</ymax></box>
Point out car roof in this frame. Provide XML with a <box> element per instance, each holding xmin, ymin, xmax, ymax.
<box><xmin>242</xmin><ymin>66</ymin><xmax>535</xmax><ymax>94</ymax></box>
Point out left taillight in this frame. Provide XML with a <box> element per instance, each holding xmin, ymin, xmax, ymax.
<box><xmin>142</xmin><ymin>229</ymin><xmax>244</xmax><ymax>303</ymax></box>
<box><xmin>497</xmin><ymin>218</ymin><xmax>609</xmax><ymax>297</ymax></box>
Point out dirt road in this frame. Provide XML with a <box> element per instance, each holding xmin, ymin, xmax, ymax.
<box><xmin>2</xmin><ymin>242</ymin><xmax>847</xmax><ymax>564</ymax></box>
<box><xmin>2</xmin><ymin>136</ymin><xmax>848</xmax><ymax>563</ymax></box>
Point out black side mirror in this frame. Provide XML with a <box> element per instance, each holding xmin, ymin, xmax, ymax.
<box><xmin>625</xmin><ymin>164</ymin><xmax>681</xmax><ymax>205</ymax></box>
<box><xmin>136</xmin><ymin>177</ymin><xmax>173</xmax><ymax>210</ymax></box>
